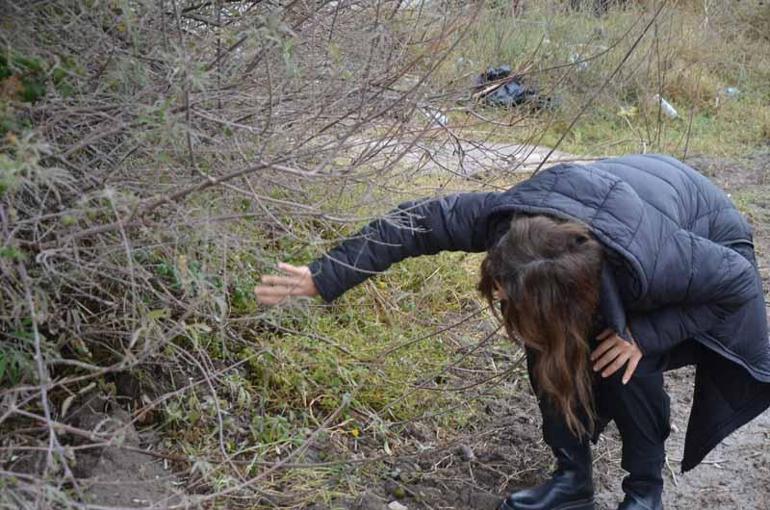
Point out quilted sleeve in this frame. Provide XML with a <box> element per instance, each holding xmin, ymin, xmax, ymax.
<box><xmin>628</xmin><ymin>229</ymin><xmax>760</xmax><ymax>355</ymax></box>
<box><xmin>307</xmin><ymin>192</ymin><xmax>500</xmax><ymax>302</ymax></box>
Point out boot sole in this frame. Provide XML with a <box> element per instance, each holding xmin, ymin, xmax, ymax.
<box><xmin>498</xmin><ymin>498</ymin><xmax>595</xmax><ymax>510</ymax></box>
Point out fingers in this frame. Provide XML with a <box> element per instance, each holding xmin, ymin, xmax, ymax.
<box><xmin>592</xmin><ymin>344</ymin><xmax>624</xmax><ymax>372</ymax></box>
<box><xmin>590</xmin><ymin>334</ymin><xmax>620</xmax><ymax>361</ymax></box>
<box><xmin>622</xmin><ymin>352</ymin><xmax>642</xmax><ymax>385</ymax></box>
<box><xmin>253</xmin><ymin>293</ymin><xmax>287</xmax><ymax>305</ymax></box>
<box><xmin>260</xmin><ymin>274</ymin><xmax>304</xmax><ymax>286</ymax></box>
<box><xmin>254</xmin><ymin>263</ymin><xmax>317</xmax><ymax>305</ymax></box>
<box><xmin>277</xmin><ymin>262</ymin><xmax>308</xmax><ymax>276</ymax></box>
<box><xmin>590</xmin><ymin>331</ymin><xmax>644</xmax><ymax>382</ymax></box>
<box><xmin>253</xmin><ymin>287</ymin><xmax>287</xmax><ymax>303</ymax></box>
<box><xmin>254</xmin><ymin>284</ymin><xmax>307</xmax><ymax>305</ymax></box>
<box><xmin>253</xmin><ymin>285</ymin><xmax>288</xmax><ymax>305</ymax></box>
<box><xmin>599</xmin><ymin>350</ymin><xmax>631</xmax><ymax>378</ymax></box>
<box><xmin>254</xmin><ymin>285</ymin><xmax>308</xmax><ymax>297</ymax></box>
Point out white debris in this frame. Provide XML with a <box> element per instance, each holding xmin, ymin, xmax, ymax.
<box><xmin>420</xmin><ymin>106</ymin><xmax>448</xmax><ymax>127</ymax></box>
<box><xmin>569</xmin><ymin>52</ymin><xmax>589</xmax><ymax>71</ymax></box>
<box><xmin>652</xmin><ymin>94</ymin><xmax>679</xmax><ymax>119</ymax></box>
<box><xmin>716</xmin><ymin>87</ymin><xmax>741</xmax><ymax>108</ymax></box>
<box><xmin>388</xmin><ymin>502</ymin><xmax>408</xmax><ymax>510</ymax></box>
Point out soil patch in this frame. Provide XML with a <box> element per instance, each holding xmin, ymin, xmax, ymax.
<box><xmin>8</xmin><ymin>391</ymin><xmax>187</xmax><ymax>508</ymax></box>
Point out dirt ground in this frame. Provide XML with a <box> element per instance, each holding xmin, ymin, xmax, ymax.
<box><xmin>349</xmin><ymin>365</ymin><xmax>770</xmax><ymax>510</ymax></box>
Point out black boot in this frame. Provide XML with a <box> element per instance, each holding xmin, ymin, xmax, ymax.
<box><xmin>617</xmin><ymin>472</ymin><xmax>663</xmax><ymax>510</ymax></box>
<box><xmin>499</xmin><ymin>445</ymin><xmax>595</xmax><ymax>510</ymax></box>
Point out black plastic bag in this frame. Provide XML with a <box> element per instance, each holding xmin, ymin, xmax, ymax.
<box><xmin>473</xmin><ymin>65</ymin><xmax>549</xmax><ymax>109</ymax></box>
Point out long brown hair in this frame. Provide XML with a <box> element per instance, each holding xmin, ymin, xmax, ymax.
<box><xmin>478</xmin><ymin>214</ymin><xmax>603</xmax><ymax>437</ymax></box>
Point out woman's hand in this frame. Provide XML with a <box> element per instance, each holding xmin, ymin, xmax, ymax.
<box><xmin>590</xmin><ymin>328</ymin><xmax>643</xmax><ymax>384</ymax></box>
<box><xmin>254</xmin><ymin>262</ymin><xmax>319</xmax><ymax>305</ymax></box>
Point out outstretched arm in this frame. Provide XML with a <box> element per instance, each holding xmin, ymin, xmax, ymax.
<box><xmin>308</xmin><ymin>192</ymin><xmax>500</xmax><ymax>302</ymax></box>
<box><xmin>255</xmin><ymin>192</ymin><xmax>500</xmax><ymax>304</ymax></box>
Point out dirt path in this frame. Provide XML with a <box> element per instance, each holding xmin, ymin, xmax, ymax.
<box><xmin>396</xmin><ymin>139</ymin><xmax>600</xmax><ymax>176</ymax></box>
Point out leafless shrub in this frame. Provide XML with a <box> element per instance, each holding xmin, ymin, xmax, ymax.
<box><xmin>0</xmin><ymin>1</ymin><xmax>492</xmax><ymax>507</ymax></box>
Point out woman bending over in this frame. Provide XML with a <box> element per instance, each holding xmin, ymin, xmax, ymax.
<box><xmin>255</xmin><ymin>154</ymin><xmax>770</xmax><ymax>510</ymax></box>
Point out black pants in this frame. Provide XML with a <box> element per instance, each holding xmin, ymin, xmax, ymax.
<box><xmin>525</xmin><ymin>344</ymin><xmax>696</xmax><ymax>477</ymax></box>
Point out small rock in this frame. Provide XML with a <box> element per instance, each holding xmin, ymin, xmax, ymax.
<box><xmin>354</xmin><ymin>490</ymin><xmax>388</xmax><ymax>510</ymax></box>
<box><xmin>458</xmin><ymin>444</ymin><xmax>476</xmax><ymax>461</ymax></box>
<box><xmin>388</xmin><ymin>502</ymin><xmax>408</xmax><ymax>510</ymax></box>
<box><xmin>384</xmin><ymin>480</ymin><xmax>398</xmax><ymax>493</ymax></box>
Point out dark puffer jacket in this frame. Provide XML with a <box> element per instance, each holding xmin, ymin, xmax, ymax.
<box><xmin>308</xmin><ymin>154</ymin><xmax>770</xmax><ymax>471</ymax></box>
